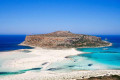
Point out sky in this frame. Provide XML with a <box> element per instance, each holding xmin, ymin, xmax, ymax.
<box><xmin>0</xmin><ymin>0</ymin><xmax>120</xmax><ymax>35</ymax></box>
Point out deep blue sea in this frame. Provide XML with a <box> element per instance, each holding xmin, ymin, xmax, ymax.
<box><xmin>0</xmin><ymin>35</ymin><xmax>33</xmax><ymax>52</ymax></box>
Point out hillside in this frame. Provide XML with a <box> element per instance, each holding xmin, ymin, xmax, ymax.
<box><xmin>21</xmin><ymin>31</ymin><xmax>111</xmax><ymax>48</ymax></box>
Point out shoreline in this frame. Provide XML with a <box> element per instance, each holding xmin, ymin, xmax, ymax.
<box><xmin>0</xmin><ymin>44</ymin><xmax>120</xmax><ymax>80</ymax></box>
<box><xmin>77</xmin><ymin>42</ymin><xmax>112</xmax><ymax>48</ymax></box>
<box><xmin>19</xmin><ymin>41</ymin><xmax>112</xmax><ymax>49</ymax></box>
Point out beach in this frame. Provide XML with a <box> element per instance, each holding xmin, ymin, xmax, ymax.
<box><xmin>0</xmin><ymin>47</ymin><xmax>120</xmax><ymax>80</ymax></box>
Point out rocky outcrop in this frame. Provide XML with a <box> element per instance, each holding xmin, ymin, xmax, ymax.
<box><xmin>21</xmin><ymin>31</ymin><xmax>111</xmax><ymax>48</ymax></box>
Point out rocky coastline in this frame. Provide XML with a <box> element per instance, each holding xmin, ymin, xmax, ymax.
<box><xmin>21</xmin><ymin>31</ymin><xmax>111</xmax><ymax>48</ymax></box>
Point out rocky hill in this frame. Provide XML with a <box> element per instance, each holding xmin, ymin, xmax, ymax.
<box><xmin>21</xmin><ymin>31</ymin><xmax>111</xmax><ymax>48</ymax></box>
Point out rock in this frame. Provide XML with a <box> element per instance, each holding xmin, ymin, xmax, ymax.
<box><xmin>88</xmin><ymin>64</ymin><xmax>93</xmax><ymax>66</ymax></box>
<box><xmin>68</xmin><ymin>65</ymin><xmax>75</xmax><ymax>67</ymax></box>
<box><xmin>41</xmin><ymin>62</ymin><xmax>48</xmax><ymax>65</ymax></box>
<box><xmin>47</xmin><ymin>68</ymin><xmax>62</xmax><ymax>71</ymax></box>
<box><xmin>21</xmin><ymin>31</ymin><xmax>111</xmax><ymax>48</ymax></box>
<box><xmin>78</xmin><ymin>75</ymin><xmax>120</xmax><ymax>80</ymax></box>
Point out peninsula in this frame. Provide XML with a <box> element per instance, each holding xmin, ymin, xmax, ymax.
<box><xmin>21</xmin><ymin>31</ymin><xmax>111</xmax><ymax>48</ymax></box>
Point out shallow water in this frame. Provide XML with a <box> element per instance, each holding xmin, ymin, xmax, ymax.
<box><xmin>0</xmin><ymin>67</ymin><xmax>42</xmax><ymax>76</ymax></box>
<box><xmin>47</xmin><ymin>35</ymin><xmax>120</xmax><ymax>71</ymax></box>
<box><xmin>76</xmin><ymin>35</ymin><xmax>120</xmax><ymax>69</ymax></box>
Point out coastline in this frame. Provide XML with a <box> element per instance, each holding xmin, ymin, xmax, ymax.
<box><xmin>19</xmin><ymin>41</ymin><xmax>112</xmax><ymax>49</ymax></box>
<box><xmin>77</xmin><ymin>42</ymin><xmax>112</xmax><ymax>48</ymax></box>
<box><xmin>1</xmin><ymin>44</ymin><xmax>120</xmax><ymax>80</ymax></box>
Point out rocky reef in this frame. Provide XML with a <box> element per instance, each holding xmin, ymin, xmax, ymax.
<box><xmin>21</xmin><ymin>31</ymin><xmax>111</xmax><ymax>48</ymax></box>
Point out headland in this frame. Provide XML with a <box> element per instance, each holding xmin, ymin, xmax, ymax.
<box><xmin>21</xmin><ymin>31</ymin><xmax>111</xmax><ymax>48</ymax></box>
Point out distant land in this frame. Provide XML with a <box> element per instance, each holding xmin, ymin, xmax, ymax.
<box><xmin>21</xmin><ymin>31</ymin><xmax>111</xmax><ymax>48</ymax></box>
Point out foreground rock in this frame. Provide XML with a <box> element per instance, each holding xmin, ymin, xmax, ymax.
<box><xmin>78</xmin><ymin>75</ymin><xmax>120</xmax><ymax>80</ymax></box>
<box><xmin>21</xmin><ymin>31</ymin><xmax>111</xmax><ymax>48</ymax></box>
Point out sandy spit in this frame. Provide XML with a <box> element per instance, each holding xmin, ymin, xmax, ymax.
<box><xmin>0</xmin><ymin>47</ymin><xmax>120</xmax><ymax>80</ymax></box>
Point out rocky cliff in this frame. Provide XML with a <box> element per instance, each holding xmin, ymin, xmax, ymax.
<box><xmin>21</xmin><ymin>31</ymin><xmax>111</xmax><ymax>48</ymax></box>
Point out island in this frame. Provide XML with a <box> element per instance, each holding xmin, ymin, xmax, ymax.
<box><xmin>21</xmin><ymin>31</ymin><xmax>111</xmax><ymax>48</ymax></box>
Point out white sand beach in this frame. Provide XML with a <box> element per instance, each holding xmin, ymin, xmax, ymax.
<box><xmin>0</xmin><ymin>48</ymin><xmax>120</xmax><ymax>80</ymax></box>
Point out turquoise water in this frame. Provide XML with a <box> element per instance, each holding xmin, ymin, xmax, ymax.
<box><xmin>76</xmin><ymin>35</ymin><xmax>120</xmax><ymax>69</ymax></box>
<box><xmin>47</xmin><ymin>35</ymin><xmax>120</xmax><ymax>71</ymax></box>
<box><xmin>78</xmin><ymin>48</ymin><xmax>120</xmax><ymax>67</ymax></box>
<box><xmin>0</xmin><ymin>67</ymin><xmax>42</xmax><ymax>76</ymax></box>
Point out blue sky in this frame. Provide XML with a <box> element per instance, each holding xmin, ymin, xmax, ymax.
<box><xmin>0</xmin><ymin>0</ymin><xmax>120</xmax><ymax>35</ymax></box>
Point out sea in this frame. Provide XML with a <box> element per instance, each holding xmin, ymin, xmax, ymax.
<box><xmin>0</xmin><ymin>35</ymin><xmax>33</xmax><ymax>51</ymax></box>
<box><xmin>0</xmin><ymin>35</ymin><xmax>120</xmax><ymax>75</ymax></box>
